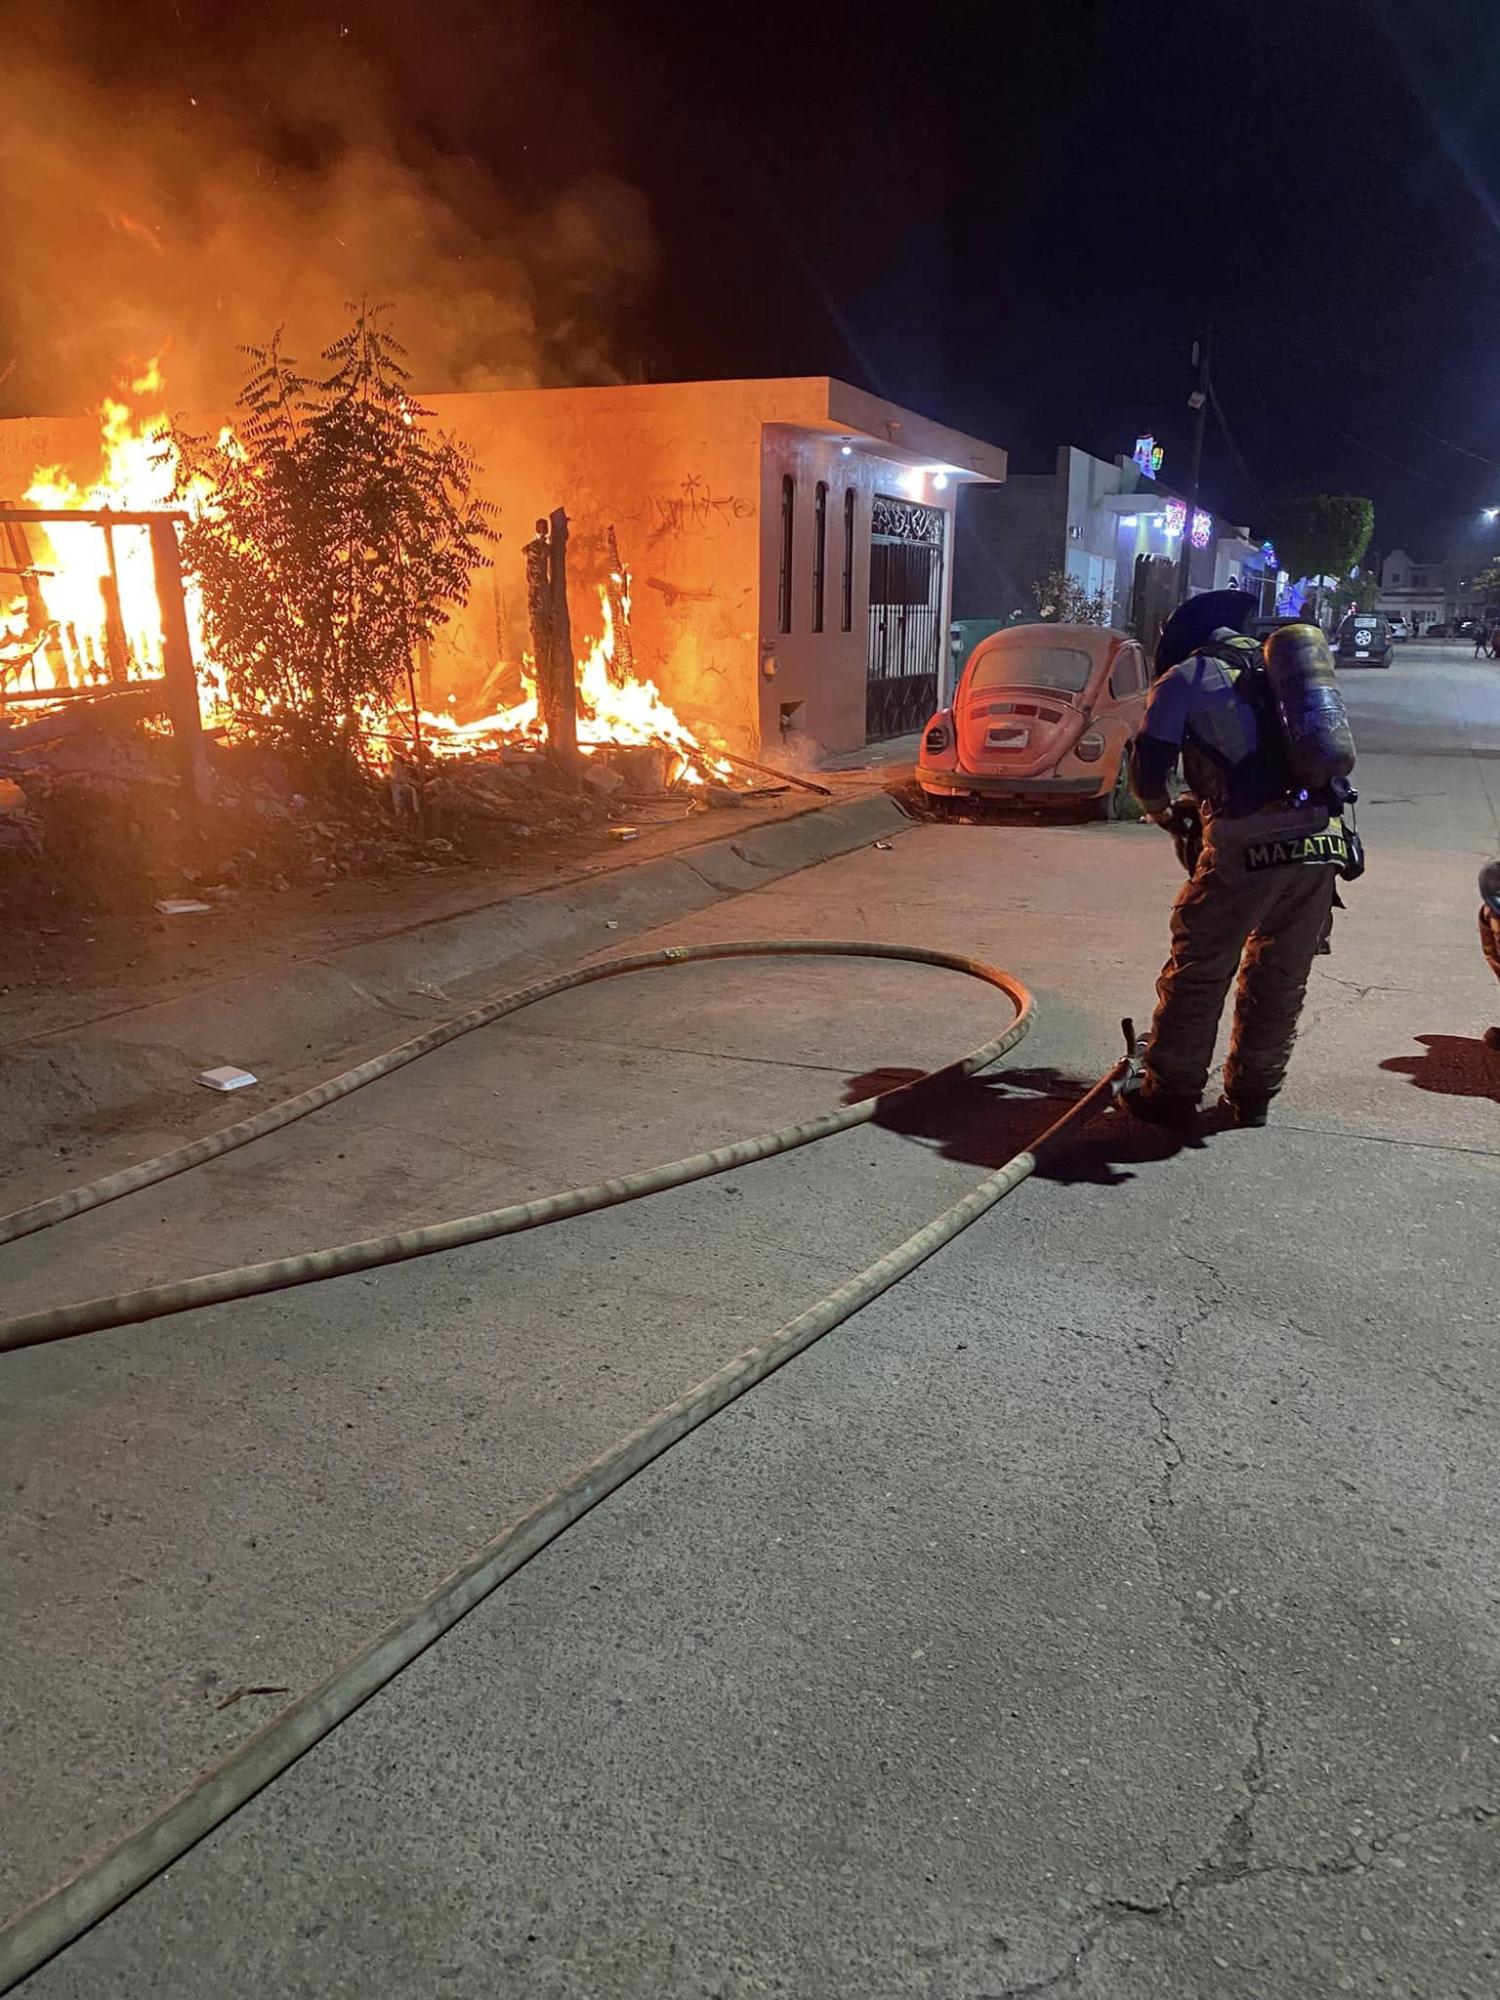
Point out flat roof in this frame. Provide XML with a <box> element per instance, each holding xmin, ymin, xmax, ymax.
<box><xmin>0</xmin><ymin>374</ymin><xmax>1009</xmax><ymax>485</ymax></box>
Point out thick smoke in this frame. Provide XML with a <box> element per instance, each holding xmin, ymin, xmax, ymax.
<box><xmin>0</xmin><ymin>0</ymin><xmax>652</xmax><ymax>416</ymax></box>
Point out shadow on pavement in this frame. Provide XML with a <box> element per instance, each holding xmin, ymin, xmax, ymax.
<box><xmin>1380</xmin><ymin>1034</ymin><xmax>1500</xmax><ymax>1104</ymax></box>
<box><xmin>846</xmin><ymin>1064</ymin><xmax>1205</xmax><ymax>1187</ymax></box>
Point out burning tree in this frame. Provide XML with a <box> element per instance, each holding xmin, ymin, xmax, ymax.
<box><xmin>171</xmin><ymin>304</ymin><xmax>497</xmax><ymax>781</ymax></box>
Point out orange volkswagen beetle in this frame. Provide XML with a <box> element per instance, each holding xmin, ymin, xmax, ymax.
<box><xmin>916</xmin><ymin>622</ymin><xmax>1150</xmax><ymax>817</ymax></box>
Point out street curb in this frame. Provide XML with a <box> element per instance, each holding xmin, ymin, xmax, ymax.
<box><xmin>2</xmin><ymin>791</ymin><xmax>913</xmax><ymax>1158</ymax></box>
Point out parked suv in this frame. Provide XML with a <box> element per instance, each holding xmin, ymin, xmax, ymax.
<box><xmin>1334</xmin><ymin>613</ymin><xmax>1394</xmax><ymax>668</ymax></box>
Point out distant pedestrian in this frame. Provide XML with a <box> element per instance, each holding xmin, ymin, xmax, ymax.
<box><xmin>1476</xmin><ymin>624</ymin><xmax>1494</xmax><ymax>659</ymax></box>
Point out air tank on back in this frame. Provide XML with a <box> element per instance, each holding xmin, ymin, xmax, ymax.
<box><xmin>1261</xmin><ymin>623</ymin><xmax>1357</xmax><ymax>791</ymax></box>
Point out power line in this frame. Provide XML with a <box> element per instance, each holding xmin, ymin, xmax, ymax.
<box><xmin>1223</xmin><ymin>324</ymin><xmax>1500</xmax><ymax>479</ymax></box>
<box><xmin>1331</xmin><ymin>424</ymin><xmax>1480</xmax><ymax>500</ymax></box>
<box><xmin>1207</xmin><ymin>381</ymin><xmax>1272</xmax><ymax>519</ymax></box>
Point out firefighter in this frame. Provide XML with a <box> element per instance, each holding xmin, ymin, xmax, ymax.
<box><xmin>1124</xmin><ymin>590</ymin><xmax>1356</xmax><ymax>1128</ymax></box>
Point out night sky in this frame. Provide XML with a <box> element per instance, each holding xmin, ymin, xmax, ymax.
<box><xmin>11</xmin><ymin>0</ymin><xmax>1500</xmax><ymax>559</ymax></box>
<box><xmin>595</xmin><ymin>0</ymin><xmax>1500</xmax><ymax>562</ymax></box>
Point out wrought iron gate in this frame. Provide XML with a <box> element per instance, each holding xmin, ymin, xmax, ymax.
<box><xmin>866</xmin><ymin>493</ymin><xmax>944</xmax><ymax>739</ymax></box>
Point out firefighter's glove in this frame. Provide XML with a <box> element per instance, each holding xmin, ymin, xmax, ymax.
<box><xmin>1154</xmin><ymin>798</ymin><xmax>1203</xmax><ymax>876</ymax></box>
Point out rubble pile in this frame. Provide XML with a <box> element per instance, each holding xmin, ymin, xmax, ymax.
<box><xmin>0</xmin><ymin>696</ymin><xmax>761</xmax><ymax>928</ymax></box>
<box><xmin>0</xmin><ymin>709</ymin><xmax>440</xmax><ymax>922</ymax></box>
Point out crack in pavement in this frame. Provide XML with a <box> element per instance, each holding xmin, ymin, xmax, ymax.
<box><xmin>996</xmin><ymin>1235</ymin><xmax>1270</xmax><ymax>1997</ymax></box>
<box><xmin>997</xmin><ymin>1245</ymin><xmax>1281</xmax><ymax>1997</ymax></box>
<box><xmin>997</xmin><ymin>1800</ymin><xmax>1499</xmax><ymax>1997</ymax></box>
<box><xmin>997</xmin><ymin>1231</ymin><xmax>1499</xmax><ymax>1997</ymax></box>
<box><xmin>1317</xmin><ymin>973</ymin><xmax>1412</xmax><ymax>1001</ymax></box>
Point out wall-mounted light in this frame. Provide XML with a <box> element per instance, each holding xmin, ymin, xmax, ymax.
<box><xmin>1120</xmin><ymin>514</ymin><xmax>1139</xmax><ymax>528</ymax></box>
<box><xmin>932</xmin><ymin>471</ymin><xmax>949</xmax><ymax>490</ymax></box>
<box><xmin>841</xmin><ymin>444</ymin><xmax>853</xmax><ymax>457</ymax></box>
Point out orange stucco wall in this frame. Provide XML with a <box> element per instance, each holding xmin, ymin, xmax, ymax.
<box><xmin>422</xmin><ymin>380</ymin><xmax>772</xmax><ymax>750</ymax></box>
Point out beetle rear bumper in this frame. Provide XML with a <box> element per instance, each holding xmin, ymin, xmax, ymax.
<box><xmin>916</xmin><ymin>766</ymin><xmax>1107</xmax><ymax>799</ymax></box>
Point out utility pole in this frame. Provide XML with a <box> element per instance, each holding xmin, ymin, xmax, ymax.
<box><xmin>1178</xmin><ymin>326</ymin><xmax>1213</xmax><ymax>605</ymax></box>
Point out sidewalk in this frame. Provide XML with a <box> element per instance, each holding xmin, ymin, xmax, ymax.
<box><xmin>0</xmin><ymin>775</ymin><xmax>909</xmax><ymax>1202</ymax></box>
<box><xmin>0</xmin><ymin>759</ymin><xmax>902</xmax><ymax>1053</ymax></box>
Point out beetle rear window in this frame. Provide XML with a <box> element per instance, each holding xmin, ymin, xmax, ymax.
<box><xmin>969</xmin><ymin>645</ymin><xmax>1093</xmax><ymax>694</ymax></box>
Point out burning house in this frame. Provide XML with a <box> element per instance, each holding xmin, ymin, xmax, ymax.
<box><xmin>416</xmin><ymin>376</ymin><xmax>1006</xmax><ymax>757</ymax></box>
<box><xmin>0</xmin><ymin>372</ymin><xmax>1005</xmax><ymax>778</ymax></box>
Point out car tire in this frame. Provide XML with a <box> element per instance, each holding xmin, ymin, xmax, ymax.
<box><xmin>1095</xmin><ymin>753</ymin><xmax>1133</xmax><ymax>821</ymax></box>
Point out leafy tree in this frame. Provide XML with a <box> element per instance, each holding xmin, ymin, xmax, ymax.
<box><xmin>1324</xmin><ymin>566</ymin><xmax>1381</xmax><ymax>618</ymax></box>
<box><xmin>1031</xmin><ymin>562</ymin><xmax>1112</xmax><ymax>626</ymax></box>
<box><xmin>171</xmin><ymin>304</ymin><xmax>497</xmax><ymax>783</ymax></box>
<box><xmin>1274</xmin><ymin>496</ymin><xmax>1374</xmax><ymax>589</ymax></box>
<box><xmin>1470</xmin><ymin>562</ymin><xmax>1500</xmax><ymax>606</ymax></box>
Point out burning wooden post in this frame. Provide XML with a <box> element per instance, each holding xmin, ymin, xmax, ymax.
<box><xmin>524</xmin><ymin>519</ymin><xmax>552</xmax><ymax>705</ymax></box>
<box><xmin>547</xmin><ymin>508</ymin><xmax>574</xmax><ymax>712</ymax></box>
<box><xmin>2</xmin><ymin>516</ymin><xmax>44</xmax><ymax>632</ymax></box>
<box><xmin>146</xmin><ymin>516</ymin><xmax>211</xmax><ymax>804</ymax></box>
<box><xmin>99</xmin><ymin>517</ymin><xmax>131</xmax><ymax>684</ymax></box>
<box><xmin>526</xmin><ymin>509</ymin><xmax>579</xmax><ymax>771</ymax></box>
<box><xmin>1</xmin><ymin>511</ymin><xmax>68</xmax><ymax>689</ymax></box>
<box><xmin>605</xmin><ymin>526</ymin><xmax>635</xmax><ymax>689</ymax></box>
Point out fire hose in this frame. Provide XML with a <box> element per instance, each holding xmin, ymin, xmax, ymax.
<box><xmin>0</xmin><ymin>941</ymin><xmax>1132</xmax><ymax>1991</ymax></box>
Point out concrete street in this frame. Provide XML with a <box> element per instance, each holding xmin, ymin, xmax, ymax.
<box><xmin>5</xmin><ymin>643</ymin><xmax>1498</xmax><ymax>1997</ymax></box>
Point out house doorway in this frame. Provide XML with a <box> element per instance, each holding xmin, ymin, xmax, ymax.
<box><xmin>866</xmin><ymin>493</ymin><xmax>944</xmax><ymax>739</ymax></box>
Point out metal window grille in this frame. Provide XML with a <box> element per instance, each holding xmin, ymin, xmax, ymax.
<box><xmin>778</xmin><ymin>474</ymin><xmax>795</xmax><ymax>633</ymax></box>
<box><xmin>812</xmin><ymin>481</ymin><xmax>828</xmax><ymax>632</ymax></box>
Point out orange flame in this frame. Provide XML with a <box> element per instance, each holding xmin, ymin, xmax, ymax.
<box><xmin>2</xmin><ymin>358</ymin><xmax>222</xmax><ymax>712</ymax></box>
<box><xmin>413</xmin><ymin>579</ymin><xmax>732</xmax><ymax>786</ymax></box>
<box><xmin>3</xmin><ymin>362</ymin><xmax>728</xmax><ymax>790</ymax></box>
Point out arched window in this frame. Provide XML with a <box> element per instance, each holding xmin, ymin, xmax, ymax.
<box><xmin>778</xmin><ymin>475</ymin><xmax>795</xmax><ymax>633</ymax></box>
<box><xmin>812</xmin><ymin>481</ymin><xmax>828</xmax><ymax>632</ymax></box>
<box><xmin>840</xmin><ymin>487</ymin><xmax>856</xmax><ymax>631</ymax></box>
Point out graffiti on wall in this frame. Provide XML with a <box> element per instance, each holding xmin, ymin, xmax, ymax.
<box><xmin>650</xmin><ymin>473</ymin><xmax>754</xmax><ymax>538</ymax></box>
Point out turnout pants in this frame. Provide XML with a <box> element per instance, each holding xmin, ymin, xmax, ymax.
<box><xmin>1145</xmin><ymin>806</ymin><xmax>1340</xmax><ymax>1104</ymax></box>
